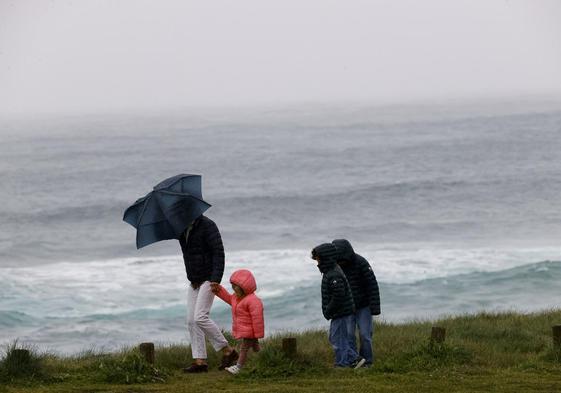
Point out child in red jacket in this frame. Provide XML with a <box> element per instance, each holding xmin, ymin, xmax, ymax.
<box><xmin>211</xmin><ymin>269</ymin><xmax>264</xmax><ymax>375</ymax></box>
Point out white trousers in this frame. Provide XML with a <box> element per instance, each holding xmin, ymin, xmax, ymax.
<box><xmin>186</xmin><ymin>281</ymin><xmax>228</xmax><ymax>359</ymax></box>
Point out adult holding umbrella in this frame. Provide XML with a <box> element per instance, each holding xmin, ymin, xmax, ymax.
<box><xmin>177</xmin><ymin>208</ymin><xmax>238</xmax><ymax>373</ymax></box>
<box><xmin>123</xmin><ymin>174</ymin><xmax>237</xmax><ymax>373</ymax></box>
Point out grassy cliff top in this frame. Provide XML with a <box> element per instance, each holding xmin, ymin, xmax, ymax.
<box><xmin>2</xmin><ymin>310</ymin><xmax>561</xmax><ymax>392</ymax></box>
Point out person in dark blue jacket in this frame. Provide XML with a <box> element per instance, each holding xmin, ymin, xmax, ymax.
<box><xmin>178</xmin><ymin>215</ymin><xmax>237</xmax><ymax>373</ymax></box>
<box><xmin>311</xmin><ymin>243</ymin><xmax>365</xmax><ymax>369</ymax></box>
<box><xmin>332</xmin><ymin>239</ymin><xmax>381</xmax><ymax>366</ymax></box>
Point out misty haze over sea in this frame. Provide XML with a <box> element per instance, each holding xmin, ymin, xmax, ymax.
<box><xmin>1</xmin><ymin>100</ymin><xmax>561</xmax><ymax>353</ymax></box>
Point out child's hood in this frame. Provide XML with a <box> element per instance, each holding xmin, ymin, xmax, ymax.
<box><xmin>312</xmin><ymin>243</ymin><xmax>338</xmax><ymax>273</ymax></box>
<box><xmin>230</xmin><ymin>269</ymin><xmax>257</xmax><ymax>294</ymax></box>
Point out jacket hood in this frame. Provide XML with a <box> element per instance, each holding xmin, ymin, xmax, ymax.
<box><xmin>332</xmin><ymin>239</ymin><xmax>356</xmax><ymax>262</ymax></box>
<box><xmin>230</xmin><ymin>269</ymin><xmax>257</xmax><ymax>295</ymax></box>
<box><xmin>312</xmin><ymin>243</ymin><xmax>339</xmax><ymax>273</ymax></box>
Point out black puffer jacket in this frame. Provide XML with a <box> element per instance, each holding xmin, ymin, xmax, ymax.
<box><xmin>332</xmin><ymin>239</ymin><xmax>381</xmax><ymax>315</ymax></box>
<box><xmin>312</xmin><ymin>243</ymin><xmax>355</xmax><ymax>320</ymax></box>
<box><xmin>178</xmin><ymin>215</ymin><xmax>225</xmax><ymax>285</ymax></box>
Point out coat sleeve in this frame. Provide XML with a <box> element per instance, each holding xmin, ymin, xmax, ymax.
<box><xmin>360</xmin><ymin>259</ymin><xmax>381</xmax><ymax>315</ymax></box>
<box><xmin>248</xmin><ymin>297</ymin><xmax>265</xmax><ymax>338</ymax></box>
<box><xmin>215</xmin><ymin>284</ymin><xmax>233</xmax><ymax>305</ymax></box>
<box><xmin>205</xmin><ymin>220</ymin><xmax>225</xmax><ymax>283</ymax></box>
<box><xmin>323</xmin><ymin>275</ymin><xmax>346</xmax><ymax>320</ymax></box>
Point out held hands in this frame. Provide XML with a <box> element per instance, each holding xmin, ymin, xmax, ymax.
<box><xmin>209</xmin><ymin>282</ymin><xmax>220</xmax><ymax>294</ymax></box>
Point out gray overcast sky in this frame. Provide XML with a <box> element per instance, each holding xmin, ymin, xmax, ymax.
<box><xmin>1</xmin><ymin>0</ymin><xmax>561</xmax><ymax>115</ymax></box>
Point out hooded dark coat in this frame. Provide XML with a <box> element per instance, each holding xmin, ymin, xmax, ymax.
<box><xmin>332</xmin><ymin>239</ymin><xmax>381</xmax><ymax>316</ymax></box>
<box><xmin>178</xmin><ymin>215</ymin><xmax>225</xmax><ymax>285</ymax></box>
<box><xmin>312</xmin><ymin>243</ymin><xmax>355</xmax><ymax>320</ymax></box>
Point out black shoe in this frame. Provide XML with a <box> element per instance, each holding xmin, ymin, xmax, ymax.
<box><xmin>183</xmin><ymin>363</ymin><xmax>208</xmax><ymax>373</ymax></box>
<box><xmin>350</xmin><ymin>357</ymin><xmax>366</xmax><ymax>369</ymax></box>
<box><xmin>218</xmin><ymin>349</ymin><xmax>239</xmax><ymax>370</ymax></box>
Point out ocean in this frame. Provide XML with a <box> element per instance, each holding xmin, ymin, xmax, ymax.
<box><xmin>1</xmin><ymin>101</ymin><xmax>561</xmax><ymax>354</ymax></box>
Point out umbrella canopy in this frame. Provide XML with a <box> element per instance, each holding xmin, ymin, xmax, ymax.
<box><xmin>123</xmin><ymin>174</ymin><xmax>211</xmax><ymax>249</ymax></box>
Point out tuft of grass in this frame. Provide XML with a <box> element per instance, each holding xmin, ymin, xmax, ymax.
<box><xmin>241</xmin><ymin>342</ymin><xmax>328</xmax><ymax>378</ymax></box>
<box><xmin>0</xmin><ymin>341</ymin><xmax>45</xmax><ymax>383</ymax></box>
<box><xmin>152</xmin><ymin>344</ymin><xmax>192</xmax><ymax>370</ymax></box>
<box><xmin>93</xmin><ymin>351</ymin><xmax>166</xmax><ymax>384</ymax></box>
<box><xmin>376</xmin><ymin>340</ymin><xmax>473</xmax><ymax>373</ymax></box>
<box><xmin>542</xmin><ymin>347</ymin><xmax>561</xmax><ymax>363</ymax></box>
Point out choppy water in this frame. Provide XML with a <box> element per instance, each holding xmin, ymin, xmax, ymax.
<box><xmin>1</xmin><ymin>102</ymin><xmax>561</xmax><ymax>353</ymax></box>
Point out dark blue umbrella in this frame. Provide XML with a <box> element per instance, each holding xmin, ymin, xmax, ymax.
<box><xmin>123</xmin><ymin>174</ymin><xmax>211</xmax><ymax>249</ymax></box>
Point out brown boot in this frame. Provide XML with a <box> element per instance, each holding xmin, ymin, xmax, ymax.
<box><xmin>218</xmin><ymin>349</ymin><xmax>239</xmax><ymax>370</ymax></box>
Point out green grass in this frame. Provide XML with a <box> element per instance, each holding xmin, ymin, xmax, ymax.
<box><xmin>1</xmin><ymin>310</ymin><xmax>561</xmax><ymax>392</ymax></box>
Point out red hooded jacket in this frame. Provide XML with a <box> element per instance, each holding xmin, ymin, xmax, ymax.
<box><xmin>215</xmin><ymin>269</ymin><xmax>265</xmax><ymax>339</ymax></box>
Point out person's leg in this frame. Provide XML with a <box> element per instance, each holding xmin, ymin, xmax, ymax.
<box><xmin>193</xmin><ymin>281</ymin><xmax>230</xmax><ymax>353</ymax></box>
<box><xmin>225</xmin><ymin>339</ymin><xmax>250</xmax><ymax>375</ymax></box>
<box><xmin>186</xmin><ymin>284</ymin><xmax>208</xmax><ymax>363</ymax></box>
<box><xmin>194</xmin><ymin>281</ymin><xmax>238</xmax><ymax>370</ymax></box>
<box><xmin>329</xmin><ymin>317</ymin><xmax>349</xmax><ymax>367</ymax></box>
<box><xmin>251</xmin><ymin>339</ymin><xmax>261</xmax><ymax>353</ymax></box>
<box><xmin>236</xmin><ymin>339</ymin><xmax>251</xmax><ymax>368</ymax></box>
<box><xmin>356</xmin><ymin>307</ymin><xmax>374</xmax><ymax>365</ymax></box>
<box><xmin>343</xmin><ymin>314</ymin><xmax>360</xmax><ymax>365</ymax></box>
<box><xmin>348</xmin><ymin>312</ymin><xmax>359</xmax><ymax>355</ymax></box>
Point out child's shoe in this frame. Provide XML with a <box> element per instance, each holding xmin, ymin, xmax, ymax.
<box><xmin>225</xmin><ymin>364</ymin><xmax>241</xmax><ymax>375</ymax></box>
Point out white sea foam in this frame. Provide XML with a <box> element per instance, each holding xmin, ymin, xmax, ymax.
<box><xmin>2</xmin><ymin>246</ymin><xmax>561</xmax><ymax>320</ymax></box>
<box><xmin>2</xmin><ymin>246</ymin><xmax>561</xmax><ymax>353</ymax></box>
<box><xmin>360</xmin><ymin>244</ymin><xmax>561</xmax><ymax>284</ymax></box>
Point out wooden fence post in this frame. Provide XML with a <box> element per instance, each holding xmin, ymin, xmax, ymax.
<box><xmin>431</xmin><ymin>327</ymin><xmax>446</xmax><ymax>343</ymax></box>
<box><xmin>139</xmin><ymin>342</ymin><xmax>155</xmax><ymax>364</ymax></box>
<box><xmin>282</xmin><ymin>338</ymin><xmax>297</xmax><ymax>358</ymax></box>
<box><xmin>553</xmin><ymin>325</ymin><xmax>561</xmax><ymax>349</ymax></box>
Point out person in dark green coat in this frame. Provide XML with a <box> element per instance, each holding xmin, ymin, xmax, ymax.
<box><xmin>311</xmin><ymin>243</ymin><xmax>365</xmax><ymax>368</ymax></box>
<box><xmin>332</xmin><ymin>239</ymin><xmax>381</xmax><ymax>366</ymax></box>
